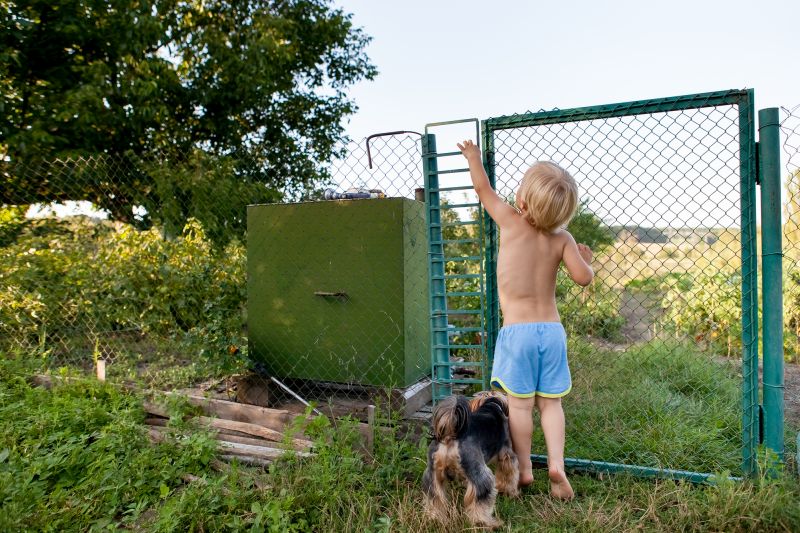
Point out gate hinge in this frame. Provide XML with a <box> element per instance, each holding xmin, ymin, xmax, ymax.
<box><xmin>755</xmin><ymin>141</ymin><xmax>760</xmax><ymax>185</ymax></box>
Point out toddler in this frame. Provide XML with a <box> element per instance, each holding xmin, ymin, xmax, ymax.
<box><xmin>457</xmin><ymin>140</ymin><xmax>594</xmax><ymax>500</ymax></box>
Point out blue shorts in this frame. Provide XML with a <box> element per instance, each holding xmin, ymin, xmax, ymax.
<box><xmin>490</xmin><ymin>322</ymin><xmax>571</xmax><ymax>398</ymax></box>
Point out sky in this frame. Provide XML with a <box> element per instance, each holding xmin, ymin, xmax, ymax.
<box><xmin>335</xmin><ymin>0</ymin><xmax>799</xmax><ymax>141</ymax></box>
<box><xmin>329</xmin><ymin>0</ymin><xmax>800</xmax><ymax>227</ymax></box>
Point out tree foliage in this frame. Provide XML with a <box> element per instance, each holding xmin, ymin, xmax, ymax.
<box><xmin>567</xmin><ymin>200</ymin><xmax>615</xmax><ymax>252</ymax></box>
<box><xmin>1</xmin><ymin>0</ymin><xmax>376</xmax><ymax>232</ymax></box>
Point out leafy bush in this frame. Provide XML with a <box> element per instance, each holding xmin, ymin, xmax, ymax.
<box><xmin>0</xmin><ymin>216</ymin><xmax>246</xmax><ymax>372</ymax></box>
<box><xmin>662</xmin><ymin>270</ymin><xmax>742</xmax><ymax>357</ymax></box>
<box><xmin>567</xmin><ymin>200</ymin><xmax>616</xmax><ymax>253</ymax></box>
<box><xmin>782</xmin><ymin>268</ymin><xmax>800</xmax><ymax>363</ymax></box>
<box><xmin>662</xmin><ymin>269</ymin><xmax>799</xmax><ymax>363</ymax></box>
<box><xmin>557</xmin><ymin>273</ymin><xmax>624</xmax><ymax>340</ymax></box>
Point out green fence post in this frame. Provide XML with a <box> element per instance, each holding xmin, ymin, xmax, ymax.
<box><xmin>423</xmin><ymin>133</ymin><xmax>451</xmax><ymax>401</ymax></box>
<box><xmin>481</xmin><ymin>124</ymin><xmax>499</xmax><ymax>373</ymax></box>
<box><xmin>758</xmin><ymin>107</ymin><xmax>785</xmax><ymax>463</ymax></box>
<box><xmin>740</xmin><ymin>90</ymin><xmax>760</xmax><ymax>477</ymax></box>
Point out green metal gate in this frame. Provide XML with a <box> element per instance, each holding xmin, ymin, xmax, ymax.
<box><xmin>426</xmin><ymin>90</ymin><xmax>786</xmax><ymax>480</ymax></box>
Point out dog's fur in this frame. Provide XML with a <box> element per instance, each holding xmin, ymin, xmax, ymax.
<box><xmin>422</xmin><ymin>391</ymin><xmax>519</xmax><ymax>528</ymax></box>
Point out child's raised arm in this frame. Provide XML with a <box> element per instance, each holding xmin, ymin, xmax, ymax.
<box><xmin>561</xmin><ymin>232</ymin><xmax>594</xmax><ymax>286</ymax></box>
<box><xmin>457</xmin><ymin>140</ymin><xmax>517</xmax><ymax>227</ymax></box>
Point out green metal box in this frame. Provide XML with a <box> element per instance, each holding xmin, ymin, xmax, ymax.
<box><xmin>247</xmin><ymin>198</ymin><xmax>430</xmax><ymax>388</ymax></box>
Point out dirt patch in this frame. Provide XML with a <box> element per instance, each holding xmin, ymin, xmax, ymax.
<box><xmin>619</xmin><ymin>289</ymin><xmax>662</xmax><ymax>343</ymax></box>
<box><xmin>783</xmin><ymin>363</ymin><xmax>800</xmax><ymax>430</ymax></box>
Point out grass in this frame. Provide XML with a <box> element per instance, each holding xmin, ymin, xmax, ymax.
<box><xmin>554</xmin><ymin>339</ymin><xmax>742</xmax><ymax>474</ymax></box>
<box><xmin>2</xmin><ymin>344</ymin><xmax>799</xmax><ymax>532</ymax></box>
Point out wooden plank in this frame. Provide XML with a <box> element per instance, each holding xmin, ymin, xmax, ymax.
<box><xmin>195</xmin><ymin>416</ymin><xmax>313</xmax><ymax>452</ymax></box>
<box><xmin>366</xmin><ymin>405</ymin><xmax>375</xmax><ymax>456</ymax></box>
<box><xmin>181</xmin><ymin>395</ymin><xmax>303</xmax><ymax>432</ymax></box>
<box><xmin>142</xmin><ymin>402</ymin><xmax>312</xmax><ymax>451</ymax></box>
<box><xmin>391</xmin><ymin>378</ymin><xmax>432</xmax><ymax>418</ymax></box>
<box><xmin>219</xmin><ymin>454</ymin><xmax>272</xmax><ymax>467</ymax></box>
<box><xmin>218</xmin><ymin>440</ymin><xmax>313</xmax><ymax>460</ymax></box>
<box><xmin>147</xmin><ymin>426</ymin><xmax>313</xmax><ymax>460</ymax></box>
<box><xmin>179</xmin><ymin>394</ymin><xmax>375</xmax><ymax>445</ymax></box>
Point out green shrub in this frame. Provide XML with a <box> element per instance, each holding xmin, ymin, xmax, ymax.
<box><xmin>661</xmin><ymin>270</ymin><xmax>742</xmax><ymax>357</ymax></box>
<box><xmin>557</xmin><ymin>273</ymin><xmax>624</xmax><ymax>340</ymax></box>
<box><xmin>783</xmin><ymin>268</ymin><xmax>800</xmax><ymax>363</ymax></box>
<box><xmin>662</xmin><ymin>269</ymin><xmax>799</xmax><ymax>363</ymax></box>
<box><xmin>0</xmin><ymin>216</ymin><xmax>246</xmax><ymax>375</ymax></box>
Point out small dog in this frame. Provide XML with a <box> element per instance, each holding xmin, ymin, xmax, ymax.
<box><xmin>422</xmin><ymin>391</ymin><xmax>520</xmax><ymax>528</ymax></box>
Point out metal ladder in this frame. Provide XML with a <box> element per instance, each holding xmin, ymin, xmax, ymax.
<box><xmin>422</xmin><ymin>120</ymin><xmax>489</xmax><ymax>403</ymax></box>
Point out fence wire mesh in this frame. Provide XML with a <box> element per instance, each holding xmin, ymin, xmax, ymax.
<box><xmin>484</xmin><ymin>97</ymin><xmax>752</xmax><ymax>475</ymax></box>
<box><xmin>781</xmin><ymin>105</ymin><xmax>800</xmax><ymax>453</ymax></box>
<box><xmin>1</xmin><ymin>93</ymin><xmax>796</xmax><ymax>477</ymax></box>
<box><xmin>0</xmin><ymin>134</ymin><xmax>429</xmax><ymax>419</ymax></box>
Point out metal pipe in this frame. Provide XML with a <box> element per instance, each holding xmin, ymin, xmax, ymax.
<box><xmin>740</xmin><ymin>90</ymin><xmax>760</xmax><ymax>477</ymax></box>
<box><xmin>529</xmin><ymin>455</ymin><xmax>740</xmax><ymax>485</ymax></box>
<box><xmin>758</xmin><ymin>107</ymin><xmax>785</xmax><ymax>463</ymax></box>
<box><xmin>269</xmin><ymin>376</ymin><xmax>324</xmax><ymax>417</ymax></box>
<box><xmin>422</xmin><ymin>133</ymin><xmax>451</xmax><ymax>402</ymax></box>
<box><xmin>365</xmin><ymin>130</ymin><xmax>422</xmax><ymax>169</ymax></box>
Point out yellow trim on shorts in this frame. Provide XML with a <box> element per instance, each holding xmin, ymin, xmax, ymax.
<box><xmin>491</xmin><ymin>377</ymin><xmax>571</xmax><ymax>399</ymax></box>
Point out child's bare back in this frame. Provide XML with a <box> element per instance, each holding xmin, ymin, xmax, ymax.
<box><xmin>456</xmin><ymin>141</ymin><xmax>593</xmax><ymax>326</ymax></box>
<box><xmin>499</xmin><ymin>223</ymin><xmax>580</xmax><ymax>324</ymax></box>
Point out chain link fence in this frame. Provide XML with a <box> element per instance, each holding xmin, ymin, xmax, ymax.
<box><xmin>781</xmin><ymin>105</ymin><xmax>800</xmax><ymax>450</ymax></box>
<box><xmin>2</xmin><ymin>92</ymin><xmax>797</xmax><ymax>477</ymax></box>
<box><xmin>484</xmin><ymin>93</ymin><xmax>755</xmax><ymax>476</ymax></box>
<box><xmin>0</xmin><ymin>134</ymin><xmax>430</xmax><ymax>419</ymax></box>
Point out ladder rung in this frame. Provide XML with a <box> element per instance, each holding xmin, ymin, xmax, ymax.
<box><xmin>430</xmin><ymin>239</ymin><xmax>479</xmax><ymax>245</ymax></box>
<box><xmin>432</xmin><ymin>327</ymin><xmax>483</xmax><ymax>333</ymax></box>
<box><xmin>445</xmin><ymin>291</ymin><xmax>482</xmax><ymax>297</ymax></box>
<box><xmin>433</xmin><ymin>361</ymin><xmax>484</xmax><ymax>367</ymax></box>
<box><xmin>433</xmin><ymin>378</ymin><xmax>484</xmax><ymax>385</ymax></box>
<box><xmin>429</xmin><ymin>221</ymin><xmax>479</xmax><ymax>228</ymax></box>
<box><xmin>445</xmin><ymin>274</ymin><xmax>481</xmax><ymax>280</ymax></box>
<box><xmin>442</xmin><ymin>220</ymin><xmax>479</xmax><ymax>227</ymax></box>
<box><xmin>427</xmin><ymin>150</ymin><xmax>463</xmax><ymax>158</ymax></box>
<box><xmin>444</xmin><ymin>309</ymin><xmax>482</xmax><ymax>315</ymax></box>
<box><xmin>434</xmin><ymin>344</ymin><xmax>484</xmax><ymax>350</ymax></box>
<box><xmin>427</xmin><ymin>168</ymin><xmax>469</xmax><ymax>176</ymax></box>
<box><xmin>428</xmin><ymin>186</ymin><xmax>474</xmax><ymax>192</ymax></box>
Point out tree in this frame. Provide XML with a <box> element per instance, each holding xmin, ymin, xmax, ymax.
<box><xmin>1</xmin><ymin>0</ymin><xmax>376</xmax><ymax>234</ymax></box>
<box><xmin>567</xmin><ymin>200</ymin><xmax>615</xmax><ymax>252</ymax></box>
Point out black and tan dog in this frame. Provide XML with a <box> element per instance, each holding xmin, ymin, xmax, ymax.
<box><xmin>422</xmin><ymin>391</ymin><xmax>519</xmax><ymax>528</ymax></box>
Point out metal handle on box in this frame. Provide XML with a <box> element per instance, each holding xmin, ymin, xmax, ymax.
<box><xmin>314</xmin><ymin>291</ymin><xmax>349</xmax><ymax>302</ymax></box>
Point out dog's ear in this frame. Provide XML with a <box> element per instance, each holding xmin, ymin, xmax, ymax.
<box><xmin>469</xmin><ymin>390</ymin><xmax>498</xmax><ymax>412</ymax></box>
<box><xmin>485</xmin><ymin>396</ymin><xmax>510</xmax><ymax>417</ymax></box>
<box><xmin>433</xmin><ymin>395</ymin><xmax>471</xmax><ymax>442</ymax></box>
<box><xmin>487</xmin><ymin>391</ymin><xmax>510</xmax><ymax>416</ymax></box>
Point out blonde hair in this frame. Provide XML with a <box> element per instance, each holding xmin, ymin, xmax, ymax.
<box><xmin>516</xmin><ymin>161</ymin><xmax>578</xmax><ymax>232</ymax></box>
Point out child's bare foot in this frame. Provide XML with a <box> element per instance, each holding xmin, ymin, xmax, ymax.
<box><xmin>548</xmin><ymin>467</ymin><xmax>574</xmax><ymax>500</ymax></box>
<box><xmin>518</xmin><ymin>471</ymin><xmax>534</xmax><ymax>488</ymax></box>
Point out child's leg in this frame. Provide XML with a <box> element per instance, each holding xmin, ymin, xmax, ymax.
<box><xmin>535</xmin><ymin>396</ymin><xmax>574</xmax><ymax>500</ymax></box>
<box><xmin>507</xmin><ymin>395</ymin><xmax>536</xmax><ymax>487</ymax></box>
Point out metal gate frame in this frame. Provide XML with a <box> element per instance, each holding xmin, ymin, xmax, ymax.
<box><xmin>475</xmin><ymin>89</ymin><xmax>782</xmax><ymax>481</ymax></box>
